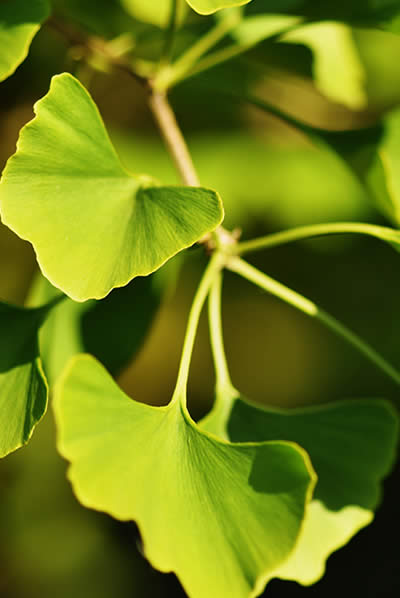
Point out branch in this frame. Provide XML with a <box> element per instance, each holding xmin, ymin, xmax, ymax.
<box><xmin>46</xmin><ymin>16</ymin><xmax>149</xmax><ymax>88</ymax></box>
<box><xmin>148</xmin><ymin>90</ymin><xmax>200</xmax><ymax>186</ymax></box>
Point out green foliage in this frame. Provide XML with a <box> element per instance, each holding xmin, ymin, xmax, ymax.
<box><xmin>54</xmin><ymin>354</ymin><xmax>315</xmax><ymax>598</ymax></box>
<box><xmin>0</xmin><ymin>0</ymin><xmax>49</xmax><ymax>82</ymax></box>
<box><xmin>0</xmin><ymin>299</ymin><xmax>54</xmax><ymax>457</ymax></box>
<box><xmin>1</xmin><ymin>0</ymin><xmax>400</xmax><ymax>596</ymax></box>
<box><xmin>202</xmin><ymin>392</ymin><xmax>398</xmax><ymax>584</ymax></box>
<box><xmin>0</xmin><ymin>73</ymin><xmax>223</xmax><ymax>301</ymax></box>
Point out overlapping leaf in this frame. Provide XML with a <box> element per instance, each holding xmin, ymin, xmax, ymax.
<box><xmin>54</xmin><ymin>355</ymin><xmax>315</xmax><ymax>598</ymax></box>
<box><xmin>0</xmin><ymin>73</ymin><xmax>223</xmax><ymax>302</ymax></box>
<box><xmin>187</xmin><ymin>0</ymin><xmax>400</xmax><ymax>27</ymax></box>
<box><xmin>364</xmin><ymin>107</ymin><xmax>400</xmax><ymax>226</ymax></box>
<box><xmin>247</xmin><ymin>0</ymin><xmax>400</xmax><ymax>30</ymax></box>
<box><xmin>29</xmin><ymin>265</ymin><xmax>173</xmax><ymax>386</ymax></box>
<box><xmin>228</xmin><ymin>16</ymin><xmax>366</xmax><ymax>109</ymax></box>
<box><xmin>201</xmin><ymin>388</ymin><xmax>398</xmax><ymax>585</ymax></box>
<box><xmin>0</xmin><ymin>298</ymin><xmax>57</xmax><ymax>457</ymax></box>
<box><xmin>0</xmin><ymin>0</ymin><xmax>50</xmax><ymax>83</ymax></box>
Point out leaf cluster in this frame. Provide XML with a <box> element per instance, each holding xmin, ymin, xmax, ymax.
<box><xmin>1</xmin><ymin>1</ymin><xmax>400</xmax><ymax>597</ymax></box>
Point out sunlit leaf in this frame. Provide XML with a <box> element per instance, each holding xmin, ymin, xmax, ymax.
<box><xmin>0</xmin><ymin>73</ymin><xmax>223</xmax><ymax>302</ymax></box>
<box><xmin>186</xmin><ymin>0</ymin><xmax>252</xmax><ymax>16</ymax></box>
<box><xmin>282</xmin><ymin>22</ymin><xmax>367</xmax><ymax>109</ymax></box>
<box><xmin>54</xmin><ymin>355</ymin><xmax>315</xmax><ymax>598</ymax></box>
<box><xmin>0</xmin><ymin>298</ymin><xmax>57</xmax><ymax>457</ymax></box>
<box><xmin>201</xmin><ymin>388</ymin><xmax>398</xmax><ymax>585</ymax></box>
<box><xmin>121</xmin><ymin>0</ymin><xmax>188</xmax><ymax>28</ymax></box>
<box><xmin>364</xmin><ymin>107</ymin><xmax>400</xmax><ymax>226</ymax></box>
<box><xmin>0</xmin><ymin>0</ymin><xmax>50</xmax><ymax>82</ymax></box>
<box><xmin>230</xmin><ymin>14</ymin><xmax>302</xmax><ymax>48</ymax></box>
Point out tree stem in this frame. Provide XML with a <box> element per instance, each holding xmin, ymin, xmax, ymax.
<box><xmin>148</xmin><ymin>90</ymin><xmax>200</xmax><ymax>186</ymax></box>
<box><xmin>228</xmin><ymin>256</ymin><xmax>400</xmax><ymax>387</ymax></box>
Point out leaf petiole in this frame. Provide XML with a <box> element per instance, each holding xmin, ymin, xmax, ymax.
<box><xmin>208</xmin><ymin>271</ymin><xmax>234</xmax><ymax>394</ymax></box>
<box><xmin>228</xmin><ymin>256</ymin><xmax>400</xmax><ymax>388</ymax></box>
<box><xmin>172</xmin><ymin>252</ymin><xmax>226</xmax><ymax>405</ymax></box>
<box><xmin>235</xmin><ymin>222</ymin><xmax>400</xmax><ymax>256</ymax></box>
<box><xmin>153</xmin><ymin>10</ymin><xmax>240</xmax><ymax>91</ymax></box>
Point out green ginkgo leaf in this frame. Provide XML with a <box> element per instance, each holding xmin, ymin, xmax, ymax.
<box><xmin>0</xmin><ymin>73</ymin><xmax>223</xmax><ymax>302</ymax></box>
<box><xmin>54</xmin><ymin>355</ymin><xmax>315</xmax><ymax>598</ymax></box>
<box><xmin>0</xmin><ymin>0</ymin><xmax>50</xmax><ymax>83</ymax></box>
<box><xmin>186</xmin><ymin>0</ymin><xmax>252</xmax><ymax>16</ymax></box>
<box><xmin>365</xmin><ymin>107</ymin><xmax>400</xmax><ymax>227</ymax></box>
<box><xmin>0</xmin><ymin>298</ymin><xmax>58</xmax><ymax>457</ymax></box>
<box><xmin>201</xmin><ymin>388</ymin><xmax>398</xmax><ymax>585</ymax></box>
<box><xmin>28</xmin><ymin>262</ymin><xmax>175</xmax><ymax>386</ymax></box>
<box><xmin>121</xmin><ymin>0</ymin><xmax>188</xmax><ymax>28</ymax></box>
<box><xmin>282</xmin><ymin>22</ymin><xmax>367</xmax><ymax>110</ymax></box>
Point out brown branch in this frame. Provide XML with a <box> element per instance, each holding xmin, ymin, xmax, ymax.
<box><xmin>46</xmin><ymin>16</ymin><xmax>149</xmax><ymax>88</ymax></box>
<box><xmin>148</xmin><ymin>90</ymin><xmax>200</xmax><ymax>187</ymax></box>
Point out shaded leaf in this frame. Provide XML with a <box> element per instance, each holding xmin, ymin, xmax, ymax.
<box><xmin>248</xmin><ymin>0</ymin><xmax>400</xmax><ymax>31</ymax></box>
<box><xmin>0</xmin><ymin>298</ymin><xmax>57</xmax><ymax>457</ymax></box>
<box><xmin>54</xmin><ymin>355</ymin><xmax>315</xmax><ymax>598</ymax></box>
<box><xmin>201</xmin><ymin>388</ymin><xmax>398</xmax><ymax>585</ymax></box>
<box><xmin>363</xmin><ymin>107</ymin><xmax>400</xmax><ymax>226</ymax></box>
<box><xmin>29</xmin><ymin>263</ymin><xmax>175</xmax><ymax>385</ymax></box>
<box><xmin>0</xmin><ymin>0</ymin><xmax>50</xmax><ymax>83</ymax></box>
<box><xmin>0</xmin><ymin>73</ymin><xmax>223</xmax><ymax>302</ymax></box>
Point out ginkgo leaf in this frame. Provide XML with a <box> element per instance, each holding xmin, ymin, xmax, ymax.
<box><xmin>0</xmin><ymin>73</ymin><xmax>223</xmax><ymax>302</ymax></box>
<box><xmin>0</xmin><ymin>298</ymin><xmax>57</xmax><ymax>457</ymax></box>
<box><xmin>29</xmin><ymin>264</ymin><xmax>173</xmax><ymax>386</ymax></box>
<box><xmin>121</xmin><ymin>0</ymin><xmax>188</xmax><ymax>28</ymax></box>
<box><xmin>364</xmin><ymin>107</ymin><xmax>400</xmax><ymax>227</ymax></box>
<box><xmin>0</xmin><ymin>0</ymin><xmax>50</xmax><ymax>83</ymax></box>
<box><xmin>186</xmin><ymin>0</ymin><xmax>252</xmax><ymax>16</ymax></box>
<box><xmin>201</xmin><ymin>388</ymin><xmax>398</xmax><ymax>585</ymax></box>
<box><xmin>54</xmin><ymin>355</ymin><xmax>316</xmax><ymax>598</ymax></box>
<box><xmin>282</xmin><ymin>22</ymin><xmax>367</xmax><ymax>110</ymax></box>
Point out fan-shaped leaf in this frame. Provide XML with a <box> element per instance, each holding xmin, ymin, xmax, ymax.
<box><xmin>121</xmin><ymin>0</ymin><xmax>188</xmax><ymax>28</ymax></box>
<box><xmin>54</xmin><ymin>355</ymin><xmax>315</xmax><ymax>598</ymax></box>
<box><xmin>0</xmin><ymin>0</ymin><xmax>50</xmax><ymax>83</ymax></box>
<box><xmin>0</xmin><ymin>73</ymin><xmax>223</xmax><ymax>302</ymax></box>
<box><xmin>186</xmin><ymin>0</ymin><xmax>252</xmax><ymax>16</ymax></box>
<box><xmin>201</xmin><ymin>389</ymin><xmax>398</xmax><ymax>585</ymax></box>
<box><xmin>0</xmin><ymin>298</ymin><xmax>57</xmax><ymax>457</ymax></box>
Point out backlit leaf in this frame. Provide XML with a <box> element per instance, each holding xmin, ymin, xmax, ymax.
<box><xmin>54</xmin><ymin>355</ymin><xmax>315</xmax><ymax>598</ymax></box>
<box><xmin>0</xmin><ymin>73</ymin><xmax>223</xmax><ymax>302</ymax></box>
<box><xmin>0</xmin><ymin>0</ymin><xmax>50</xmax><ymax>83</ymax></box>
<box><xmin>364</xmin><ymin>107</ymin><xmax>400</xmax><ymax>226</ymax></box>
<box><xmin>282</xmin><ymin>22</ymin><xmax>367</xmax><ymax>109</ymax></box>
<box><xmin>121</xmin><ymin>0</ymin><xmax>188</xmax><ymax>28</ymax></box>
<box><xmin>186</xmin><ymin>0</ymin><xmax>252</xmax><ymax>16</ymax></box>
<box><xmin>0</xmin><ymin>298</ymin><xmax>56</xmax><ymax>457</ymax></box>
<box><xmin>201</xmin><ymin>388</ymin><xmax>398</xmax><ymax>585</ymax></box>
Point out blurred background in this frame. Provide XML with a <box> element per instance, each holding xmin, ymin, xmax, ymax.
<box><xmin>1</xmin><ymin>2</ymin><xmax>400</xmax><ymax>596</ymax></box>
